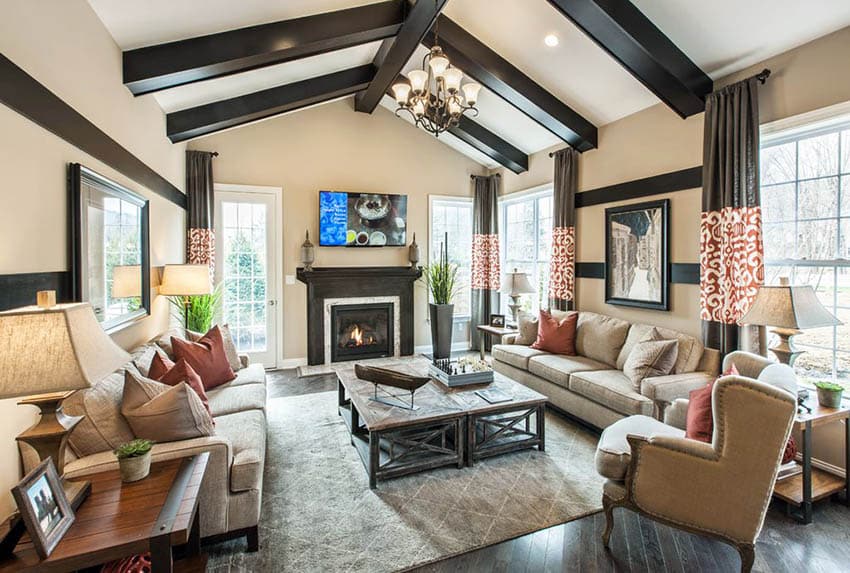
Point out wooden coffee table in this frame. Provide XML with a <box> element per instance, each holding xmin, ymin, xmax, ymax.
<box><xmin>0</xmin><ymin>454</ymin><xmax>208</xmax><ymax>572</ymax></box>
<box><xmin>336</xmin><ymin>358</ymin><xmax>547</xmax><ymax>488</ymax></box>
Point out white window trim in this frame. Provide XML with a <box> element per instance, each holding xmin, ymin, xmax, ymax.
<box><xmin>428</xmin><ymin>194</ymin><xmax>473</xmax><ymax>322</ymax></box>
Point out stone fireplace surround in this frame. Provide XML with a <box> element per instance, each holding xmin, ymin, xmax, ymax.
<box><xmin>296</xmin><ymin>266</ymin><xmax>422</xmax><ymax>365</ymax></box>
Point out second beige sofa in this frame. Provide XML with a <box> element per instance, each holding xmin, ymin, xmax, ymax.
<box><xmin>492</xmin><ymin>311</ymin><xmax>720</xmax><ymax>429</ymax></box>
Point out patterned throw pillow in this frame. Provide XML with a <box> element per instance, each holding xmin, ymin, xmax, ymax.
<box><xmin>622</xmin><ymin>328</ymin><xmax>678</xmax><ymax>390</ymax></box>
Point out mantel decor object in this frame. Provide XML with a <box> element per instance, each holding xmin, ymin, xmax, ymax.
<box><xmin>502</xmin><ymin>269</ymin><xmax>535</xmax><ymax>325</ymax></box>
<box><xmin>301</xmin><ymin>230</ymin><xmax>315</xmax><ymax>271</ymax></box>
<box><xmin>739</xmin><ymin>277</ymin><xmax>841</xmax><ymax>366</ymax></box>
<box><xmin>408</xmin><ymin>233</ymin><xmax>420</xmax><ymax>267</ymax></box>
<box><xmin>355</xmin><ymin>363</ymin><xmax>429</xmax><ymax>410</ymax></box>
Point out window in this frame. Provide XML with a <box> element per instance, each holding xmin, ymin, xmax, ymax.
<box><xmin>500</xmin><ymin>189</ymin><xmax>553</xmax><ymax>316</ymax></box>
<box><xmin>761</xmin><ymin>110</ymin><xmax>850</xmax><ymax>387</ymax></box>
<box><xmin>429</xmin><ymin>196</ymin><xmax>473</xmax><ymax>318</ymax></box>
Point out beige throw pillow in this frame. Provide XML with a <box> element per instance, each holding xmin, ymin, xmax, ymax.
<box><xmin>64</xmin><ymin>371</ymin><xmax>136</xmax><ymax>457</ymax></box>
<box><xmin>121</xmin><ymin>370</ymin><xmax>214</xmax><ymax>442</ymax></box>
<box><xmin>187</xmin><ymin>324</ymin><xmax>242</xmax><ymax>372</ymax></box>
<box><xmin>623</xmin><ymin>328</ymin><xmax>678</xmax><ymax>390</ymax></box>
<box><xmin>515</xmin><ymin>313</ymin><xmax>538</xmax><ymax>345</ymax></box>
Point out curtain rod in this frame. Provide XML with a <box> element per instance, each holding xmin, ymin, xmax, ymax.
<box><xmin>753</xmin><ymin>68</ymin><xmax>771</xmax><ymax>84</ymax></box>
<box><xmin>470</xmin><ymin>173</ymin><xmax>501</xmax><ymax>180</ymax></box>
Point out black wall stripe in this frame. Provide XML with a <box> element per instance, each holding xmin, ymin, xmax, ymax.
<box><xmin>0</xmin><ymin>54</ymin><xmax>186</xmax><ymax>209</ymax></box>
<box><xmin>0</xmin><ymin>272</ymin><xmax>73</xmax><ymax>311</ymax></box>
<box><xmin>575</xmin><ymin>263</ymin><xmax>699</xmax><ymax>285</ymax></box>
<box><xmin>576</xmin><ymin>166</ymin><xmax>702</xmax><ymax>209</ymax></box>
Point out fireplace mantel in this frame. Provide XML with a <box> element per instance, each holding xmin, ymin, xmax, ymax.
<box><xmin>296</xmin><ymin>267</ymin><xmax>423</xmax><ymax>365</ymax></box>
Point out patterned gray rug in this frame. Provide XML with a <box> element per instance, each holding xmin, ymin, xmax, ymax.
<box><xmin>207</xmin><ymin>391</ymin><xmax>604</xmax><ymax>572</ymax></box>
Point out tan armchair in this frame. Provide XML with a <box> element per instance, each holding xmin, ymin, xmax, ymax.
<box><xmin>598</xmin><ymin>376</ymin><xmax>796</xmax><ymax>573</ymax></box>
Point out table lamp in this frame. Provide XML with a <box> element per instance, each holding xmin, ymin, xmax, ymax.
<box><xmin>502</xmin><ymin>268</ymin><xmax>536</xmax><ymax>325</ymax></box>
<box><xmin>0</xmin><ymin>300</ymin><xmax>130</xmax><ymax>504</ymax></box>
<box><xmin>738</xmin><ymin>277</ymin><xmax>841</xmax><ymax>365</ymax></box>
<box><xmin>159</xmin><ymin>264</ymin><xmax>212</xmax><ymax>327</ymax></box>
<box><xmin>111</xmin><ymin>264</ymin><xmax>141</xmax><ymax>298</ymax></box>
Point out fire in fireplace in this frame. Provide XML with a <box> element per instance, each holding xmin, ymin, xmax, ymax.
<box><xmin>331</xmin><ymin>303</ymin><xmax>394</xmax><ymax>362</ymax></box>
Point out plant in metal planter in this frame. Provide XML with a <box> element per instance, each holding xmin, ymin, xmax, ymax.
<box><xmin>114</xmin><ymin>439</ymin><xmax>154</xmax><ymax>483</ymax></box>
<box><xmin>169</xmin><ymin>282</ymin><xmax>223</xmax><ymax>333</ymax></box>
<box><xmin>814</xmin><ymin>381</ymin><xmax>844</xmax><ymax>409</ymax></box>
<box><xmin>422</xmin><ymin>235</ymin><xmax>459</xmax><ymax>359</ymax></box>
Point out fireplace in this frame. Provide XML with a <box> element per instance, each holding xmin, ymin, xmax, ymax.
<box><xmin>330</xmin><ymin>303</ymin><xmax>394</xmax><ymax>362</ymax></box>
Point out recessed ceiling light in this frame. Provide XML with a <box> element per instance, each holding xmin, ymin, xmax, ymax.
<box><xmin>544</xmin><ymin>34</ymin><xmax>559</xmax><ymax>47</ymax></box>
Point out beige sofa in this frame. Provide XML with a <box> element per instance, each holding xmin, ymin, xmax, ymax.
<box><xmin>492</xmin><ymin>311</ymin><xmax>720</xmax><ymax>429</ymax></box>
<box><xmin>20</xmin><ymin>331</ymin><xmax>267</xmax><ymax>550</ymax></box>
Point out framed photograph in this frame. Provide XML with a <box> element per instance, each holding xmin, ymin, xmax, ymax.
<box><xmin>490</xmin><ymin>314</ymin><xmax>506</xmax><ymax>327</ymax></box>
<box><xmin>11</xmin><ymin>458</ymin><xmax>75</xmax><ymax>559</ymax></box>
<box><xmin>604</xmin><ymin>199</ymin><xmax>670</xmax><ymax>310</ymax></box>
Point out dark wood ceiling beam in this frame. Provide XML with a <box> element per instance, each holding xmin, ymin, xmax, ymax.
<box><xmin>384</xmin><ymin>75</ymin><xmax>528</xmax><ymax>174</ymax></box>
<box><xmin>355</xmin><ymin>0</ymin><xmax>448</xmax><ymax>114</ymax></box>
<box><xmin>167</xmin><ymin>65</ymin><xmax>375</xmax><ymax>143</ymax></box>
<box><xmin>123</xmin><ymin>1</ymin><xmax>404</xmax><ymax>96</ymax></box>
<box><xmin>423</xmin><ymin>16</ymin><xmax>597</xmax><ymax>152</ymax></box>
<box><xmin>546</xmin><ymin>0</ymin><xmax>713</xmax><ymax>118</ymax></box>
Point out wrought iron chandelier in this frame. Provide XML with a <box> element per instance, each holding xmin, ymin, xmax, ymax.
<box><xmin>391</xmin><ymin>25</ymin><xmax>482</xmax><ymax>137</ymax></box>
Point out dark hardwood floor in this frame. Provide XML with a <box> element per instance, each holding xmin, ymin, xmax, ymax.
<box><xmin>267</xmin><ymin>368</ymin><xmax>850</xmax><ymax>573</ymax></box>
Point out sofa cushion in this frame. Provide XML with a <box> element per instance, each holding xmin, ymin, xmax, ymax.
<box><xmin>622</xmin><ymin>329</ymin><xmax>678</xmax><ymax>390</ymax></box>
<box><xmin>155</xmin><ymin>327</ymin><xmax>188</xmax><ymax>359</ymax></box>
<box><xmin>172</xmin><ymin>326</ymin><xmax>236</xmax><ymax>390</ymax></box>
<box><xmin>64</xmin><ymin>371</ymin><xmax>136</xmax><ymax>457</ymax></box>
<box><xmin>228</xmin><ymin>363</ymin><xmax>266</xmax><ymax>388</ymax></box>
<box><xmin>149</xmin><ymin>354</ymin><xmax>213</xmax><ymax>419</ymax></box>
<box><xmin>616</xmin><ymin>323</ymin><xmax>704</xmax><ymax>374</ymax></box>
<box><xmin>569</xmin><ymin>370</ymin><xmax>654</xmax><ymax>416</ymax></box>
<box><xmin>514</xmin><ymin>312</ymin><xmax>538</xmax><ymax>345</ymax></box>
<box><xmin>531</xmin><ymin>310</ymin><xmax>577</xmax><ymax>355</ymax></box>
<box><xmin>595</xmin><ymin>414</ymin><xmax>685</xmax><ymax>480</ymax></box>
<box><xmin>207</xmin><ymin>383</ymin><xmax>267</xmax><ymax>417</ymax></box>
<box><xmin>188</xmin><ymin>324</ymin><xmax>242</xmax><ymax>372</ymax></box>
<box><xmin>527</xmin><ymin>354</ymin><xmax>610</xmax><ymax>389</ymax></box>
<box><xmin>130</xmin><ymin>344</ymin><xmax>162</xmax><ymax>378</ymax></box>
<box><xmin>215</xmin><ymin>409</ymin><xmax>267</xmax><ymax>493</ymax></box>
<box><xmin>492</xmin><ymin>344</ymin><xmax>547</xmax><ymax>370</ymax></box>
<box><xmin>575</xmin><ymin>312</ymin><xmax>631</xmax><ymax>367</ymax></box>
<box><xmin>122</xmin><ymin>370</ymin><xmax>215</xmax><ymax>442</ymax></box>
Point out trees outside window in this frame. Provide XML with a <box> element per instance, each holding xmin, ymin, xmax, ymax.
<box><xmin>429</xmin><ymin>196</ymin><xmax>473</xmax><ymax>318</ymax></box>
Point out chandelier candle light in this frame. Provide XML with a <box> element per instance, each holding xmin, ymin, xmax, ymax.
<box><xmin>392</xmin><ymin>33</ymin><xmax>482</xmax><ymax>136</ymax></box>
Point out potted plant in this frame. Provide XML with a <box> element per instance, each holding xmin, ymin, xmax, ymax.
<box><xmin>169</xmin><ymin>282</ymin><xmax>223</xmax><ymax>333</ymax></box>
<box><xmin>422</xmin><ymin>236</ymin><xmax>459</xmax><ymax>359</ymax></box>
<box><xmin>114</xmin><ymin>439</ymin><xmax>154</xmax><ymax>482</ymax></box>
<box><xmin>814</xmin><ymin>381</ymin><xmax>844</xmax><ymax>408</ymax></box>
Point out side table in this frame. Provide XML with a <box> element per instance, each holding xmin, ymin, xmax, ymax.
<box><xmin>0</xmin><ymin>453</ymin><xmax>209</xmax><ymax>572</ymax></box>
<box><xmin>772</xmin><ymin>399</ymin><xmax>849</xmax><ymax>524</ymax></box>
<box><xmin>476</xmin><ymin>324</ymin><xmax>518</xmax><ymax>360</ymax></box>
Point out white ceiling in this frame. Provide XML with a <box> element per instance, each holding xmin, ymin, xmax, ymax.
<box><xmin>87</xmin><ymin>0</ymin><xmax>850</xmax><ymax>167</ymax></box>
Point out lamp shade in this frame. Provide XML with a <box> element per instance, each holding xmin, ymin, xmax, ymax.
<box><xmin>111</xmin><ymin>265</ymin><xmax>141</xmax><ymax>298</ymax></box>
<box><xmin>0</xmin><ymin>303</ymin><xmax>130</xmax><ymax>399</ymax></box>
<box><xmin>159</xmin><ymin>264</ymin><xmax>212</xmax><ymax>296</ymax></box>
<box><xmin>738</xmin><ymin>281</ymin><xmax>841</xmax><ymax>330</ymax></box>
<box><xmin>502</xmin><ymin>268</ymin><xmax>536</xmax><ymax>296</ymax></box>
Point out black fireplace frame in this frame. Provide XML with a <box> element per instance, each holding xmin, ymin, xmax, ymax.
<box><xmin>330</xmin><ymin>302</ymin><xmax>395</xmax><ymax>362</ymax></box>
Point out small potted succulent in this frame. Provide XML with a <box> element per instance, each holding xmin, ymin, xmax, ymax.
<box><xmin>114</xmin><ymin>439</ymin><xmax>154</xmax><ymax>482</ymax></box>
<box><xmin>814</xmin><ymin>381</ymin><xmax>844</xmax><ymax>409</ymax></box>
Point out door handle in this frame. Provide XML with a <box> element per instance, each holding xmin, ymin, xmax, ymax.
<box><xmin>268</xmin><ymin>300</ymin><xmax>276</xmax><ymax>306</ymax></box>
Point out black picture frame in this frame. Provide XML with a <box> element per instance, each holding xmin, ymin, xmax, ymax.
<box><xmin>490</xmin><ymin>314</ymin><xmax>506</xmax><ymax>327</ymax></box>
<box><xmin>604</xmin><ymin>199</ymin><xmax>670</xmax><ymax>310</ymax></box>
<box><xmin>69</xmin><ymin>163</ymin><xmax>151</xmax><ymax>331</ymax></box>
<box><xmin>11</xmin><ymin>458</ymin><xmax>75</xmax><ymax>559</ymax></box>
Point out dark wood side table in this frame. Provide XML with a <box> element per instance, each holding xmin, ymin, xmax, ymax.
<box><xmin>475</xmin><ymin>324</ymin><xmax>518</xmax><ymax>360</ymax></box>
<box><xmin>773</xmin><ymin>399</ymin><xmax>850</xmax><ymax>524</ymax></box>
<box><xmin>0</xmin><ymin>453</ymin><xmax>209</xmax><ymax>572</ymax></box>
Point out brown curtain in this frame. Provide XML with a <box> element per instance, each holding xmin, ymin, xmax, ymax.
<box><xmin>700</xmin><ymin>77</ymin><xmax>766</xmax><ymax>357</ymax></box>
<box><xmin>470</xmin><ymin>175</ymin><xmax>501</xmax><ymax>350</ymax></box>
<box><xmin>549</xmin><ymin>147</ymin><xmax>579</xmax><ymax>311</ymax></box>
<box><xmin>186</xmin><ymin>150</ymin><xmax>216</xmax><ymax>276</ymax></box>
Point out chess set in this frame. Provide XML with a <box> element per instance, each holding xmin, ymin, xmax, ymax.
<box><xmin>428</xmin><ymin>356</ymin><xmax>494</xmax><ymax>387</ymax></box>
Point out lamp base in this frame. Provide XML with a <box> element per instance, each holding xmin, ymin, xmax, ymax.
<box><xmin>508</xmin><ymin>296</ymin><xmax>521</xmax><ymax>325</ymax></box>
<box><xmin>770</xmin><ymin>327</ymin><xmax>804</xmax><ymax>366</ymax></box>
<box><xmin>16</xmin><ymin>391</ymin><xmax>83</xmax><ymax>476</ymax></box>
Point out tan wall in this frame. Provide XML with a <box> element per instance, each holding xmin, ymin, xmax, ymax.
<box><xmin>188</xmin><ymin>99</ymin><xmax>487</xmax><ymax>360</ymax></box>
<box><xmin>0</xmin><ymin>0</ymin><xmax>186</xmax><ymax>517</ymax></box>
<box><xmin>496</xmin><ymin>25</ymin><xmax>850</xmax><ymax>468</ymax></box>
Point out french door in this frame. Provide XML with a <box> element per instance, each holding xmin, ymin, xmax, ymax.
<box><xmin>214</xmin><ymin>185</ymin><xmax>281</xmax><ymax>368</ymax></box>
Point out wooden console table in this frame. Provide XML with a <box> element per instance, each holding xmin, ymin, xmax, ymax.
<box><xmin>773</xmin><ymin>399</ymin><xmax>849</xmax><ymax>524</ymax></box>
<box><xmin>0</xmin><ymin>453</ymin><xmax>209</xmax><ymax>572</ymax></box>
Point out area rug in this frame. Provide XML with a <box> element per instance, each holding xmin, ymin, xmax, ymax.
<box><xmin>207</xmin><ymin>390</ymin><xmax>604</xmax><ymax>572</ymax></box>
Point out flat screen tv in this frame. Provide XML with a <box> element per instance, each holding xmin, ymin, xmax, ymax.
<box><xmin>319</xmin><ymin>191</ymin><xmax>408</xmax><ymax>247</ymax></box>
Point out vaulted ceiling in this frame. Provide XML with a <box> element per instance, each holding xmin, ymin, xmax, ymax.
<box><xmin>88</xmin><ymin>0</ymin><xmax>850</xmax><ymax>172</ymax></box>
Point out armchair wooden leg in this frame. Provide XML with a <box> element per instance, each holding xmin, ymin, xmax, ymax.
<box><xmin>246</xmin><ymin>525</ymin><xmax>259</xmax><ymax>553</ymax></box>
<box><xmin>737</xmin><ymin>543</ymin><xmax>755</xmax><ymax>573</ymax></box>
<box><xmin>602</xmin><ymin>494</ymin><xmax>616</xmax><ymax>548</ymax></box>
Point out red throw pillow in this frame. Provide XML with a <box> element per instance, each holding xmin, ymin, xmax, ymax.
<box><xmin>171</xmin><ymin>325</ymin><xmax>236</xmax><ymax>390</ymax></box>
<box><xmin>685</xmin><ymin>364</ymin><xmax>740</xmax><ymax>442</ymax></box>
<box><xmin>531</xmin><ymin>310</ymin><xmax>577</xmax><ymax>355</ymax></box>
<box><xmin>148</xmin><ymin>353</ymin><xmax>213</xmax><ymax>419</ymax></box>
